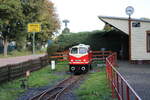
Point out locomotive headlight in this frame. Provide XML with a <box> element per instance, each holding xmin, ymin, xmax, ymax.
<box><xmin>71</xmin><ymin>59</ymin><xmax>73</xmax><ymax>61</ymax></box>
<box><xmin>71</xmin><ymin>67</ymin><xmax>75</xmax><ymax>71</ymax></box>
<box><xmin>83</xmin><ymin>59</ymin><xmax>86</xmax><ymax>62</ymax></box>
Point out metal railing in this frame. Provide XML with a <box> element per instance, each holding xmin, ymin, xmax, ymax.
<box><xmin>106</xmin><ymin>53</ymin><xmax>142</xmax><ymax>100</ymax></box>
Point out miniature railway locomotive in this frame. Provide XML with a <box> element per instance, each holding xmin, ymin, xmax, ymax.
<box><xmin>69</xmin><ymin>44</ymin><xmax>92</xmax><ymax>74</ymax></box>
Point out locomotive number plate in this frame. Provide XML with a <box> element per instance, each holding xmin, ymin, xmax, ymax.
<box><xmin>75</xmin><ymin>60</ymin><xmax>81</xmax><ymax>61</ymax></box>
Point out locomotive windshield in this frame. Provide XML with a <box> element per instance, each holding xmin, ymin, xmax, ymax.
<box><xmin>71</xmin><ymin>48</ymin><xmax>78</xmax><ymax>54</ymax></box>
<box><xmin>70</xmin><ymin>47</ymin><xmax>88</xmax><ymax>54</ymax></box>
<box><xmin>79</xmin><ymin>47</ymin><xmax>87</xmax><ymax>54</ymax></box>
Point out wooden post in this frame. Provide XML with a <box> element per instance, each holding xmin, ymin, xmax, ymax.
<box><xmin>7</xmin><ymin>65</ymin><xmax>11</xmax><ymax>81</ymax></box>
<box><xmin>128</xmin><ymin>15</ymin><xmax>132</xmax><ymax>62</ymax></box>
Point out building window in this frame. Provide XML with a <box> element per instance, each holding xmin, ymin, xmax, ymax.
<box><xmin>147</xmin><ymin>31</ymin><xmax>150</xmax><ymax>52</ymax></box>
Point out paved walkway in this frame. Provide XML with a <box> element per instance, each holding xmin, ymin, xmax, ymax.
<box><xmin>117</xmin><ymin>60</ymin><xmax>150</xmax><ymax>100</ymax></box>
<box><xmin>0</xmin><ymin>54</ymin><xmax>45</xmax><ymax>67</ymax></box>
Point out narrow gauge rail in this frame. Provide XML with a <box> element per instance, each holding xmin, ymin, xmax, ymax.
<box><xmin>29</xmin><ymin>75</ymin><xmax>83</xmax><ymax>100</ymax></box>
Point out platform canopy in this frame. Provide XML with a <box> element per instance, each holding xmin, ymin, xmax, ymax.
<box><xmin>98</xmin><ymin>16</ymin><xmax>150</xmax><ymax>35</ymax></box>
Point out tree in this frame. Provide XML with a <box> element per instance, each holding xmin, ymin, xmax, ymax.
<box><xmin>0</xmin><ymin>0</ymin><xmax>60</xmax><ymax>56</ymax></box>
<box><xmin>103</xmin><ymin>23</ymin><xmax>114</xmax><ymax>31</ymax></box>
<box><xmin>62</xmin><ymin>27</ymin><xmax>70</xmax><ymax>34</ymax></box>
<box><xmin>0</xmin><ymin>0</ymin><xmax>25</xmax><ymax>56</ymax></box>
<box><xmin>21</xmin><ymin>0</ymin><xmax>60</xmax><ymax>49</ymax></box>
<box><xmin>36</xmin><ymin>0</ymin><xmax>60</xmax><ymax>47</ymax></box>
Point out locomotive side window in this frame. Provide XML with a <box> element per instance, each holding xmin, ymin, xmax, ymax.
<box><xmin>71</xmin><ymin>48</ymin><xmax>78</xmax><ymax>54</ymax></box>
<box><xmin>79</xmin><ymin>47</ymin><xmax>87</xmax><ymax>54</ymax></box>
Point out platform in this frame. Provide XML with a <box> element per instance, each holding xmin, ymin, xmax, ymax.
<box><xmin>0</xmin><ymin>54</ymin><xmax>45</xmax><ymax>67</ymax></box>
<box><xmin>117</xmin><ymin>60</ymin><xmax>150</xmax><ymax>100</ymax></box>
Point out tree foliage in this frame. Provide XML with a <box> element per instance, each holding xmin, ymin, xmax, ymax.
<box><xmin>0</xmin><ymin>0</ymin><xmax>24</xmax><ymax>39</ymax></box>
<box><xmin>52</xmin><ymin>30</ymin><xmax>128</xmax><ymax>56</ymax></box>
<box><xmin>36</xmin><ymin>0</ymin><xmax>60</xmax><ymax>43</ymax></box>
<box><xmin>0</xmin><ymin>0</ymin><xmax>60</xmax><ymax>55</ymax></box>
<box><xmin>103</xmin><ymin>23</ymin><xmax>114</xmax><ymax>31</ymax></box>
<box><xmin>0</xmin><ymin>0</ymin><xmax>25</xmax><ymax>55</ymax></box>
<box><xmin>55</xmin><ymin>30</ymin><xmax>106</xmax><ymax>51</ymax></box>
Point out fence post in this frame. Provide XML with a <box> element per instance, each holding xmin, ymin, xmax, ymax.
<box><xmin>111</xmin><ymin>66</ymin><xmax>115</xmax><ymax>98</ymax></box>
<box><xmin>111</xmin><ymin>82</ymin><xmax>115</xmax><ymax>98</ymax></box>
<box><xmin>39</xmin><ymin>57</ymin><xmax>43</xmax><ymax>68</ymax></box>
<box><xmin>106</xmin><ymin>59</ymin><xmax>111</xmax><ymax>88</ymax></box>
<box><xmin>117</xmin><ymin>74</ymin><xmax>121</xmax><ymax>100</ymax></box>
<box><xmin>121</xmin><ymin>78</ymin><xmax>124</xmax><ymax>100</ymax></box>
<box><xmin>117</xmin><ymin>74</ymin><xmax>119</xmax><ymax>92</ymax></box>
<box><xmin>126</xmin><ymin>86</ymin><xmax>130</xmax><ymax>100</ymax></box>
<box><xmin>29</xmin><ymin>60</ymin><xmax>33</xmax><ymax>71</ymax></box>
<box><xmin>105</xmin><ymin>60</ymin><xmax>108</xmax><ymax>79</ymax></box>
<box><xmin>7</xmin><ymin>65</ymin><xmax>11</xmax><ymax>81</ymax></box>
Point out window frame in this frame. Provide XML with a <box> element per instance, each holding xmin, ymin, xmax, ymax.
<box><xmin>146</xmin><ymin>31</ymin><xmax>150</xmax><ymax>52</ymax></box>
<box><xmin>70</xmin><ymin>47</ymin><xmax>78</xmax><ymax>54</ymax></box>
<box><xmin>79</xmin><ymin>47</ymin><xmax>87</xmax><ymax>54</ymax></box>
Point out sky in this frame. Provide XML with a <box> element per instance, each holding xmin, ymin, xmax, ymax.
<box><xmin>51</xmin><ymin>0</ymin><xmax>150</xmax><ymax>33</ymax></box>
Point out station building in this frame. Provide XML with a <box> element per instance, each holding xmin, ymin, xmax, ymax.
<box><xmin>99</xmin><ymin>16</ymin><xmax>150</xmax><ymax>64</ymax></box>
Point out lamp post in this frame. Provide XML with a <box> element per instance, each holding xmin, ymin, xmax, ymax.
<box><xmin>125</xmin><ymin>6</ymin><xmax>134</xmax><ymax>61</ymax></box>
<box><xmin>62</xmin><ymin>19</ymin><xmax>69</xmax><ymax>28</ymax></box>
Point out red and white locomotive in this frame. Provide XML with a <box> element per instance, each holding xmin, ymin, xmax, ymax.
<box><xmin>69</xmin><ymin>44</ymin><xmax>92</xmax><ymax>74</ymax></box>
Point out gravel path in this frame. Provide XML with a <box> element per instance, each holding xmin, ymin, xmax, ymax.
<box><xmin>117</xmin><ymin>60</ymin><xmax>150</xmax><ymax>100</ymax></box>
<box><xmin>0</xmin><ymin>54</ymin><xmax>45</xmax><ymax>67</ymax></box>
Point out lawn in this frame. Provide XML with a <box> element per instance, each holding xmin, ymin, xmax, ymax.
<box><xmin>76</xmin><ymin>68</ymin><xmax>113</xmax><ymax>100</ymax></box>
<box><xmin>0</xmin><ymin>49</ymin><xmax>46</xmax><ymax>58</ymax></box>
<box><xmin>0</xmin><ymin>62</ymin><xmax>69</xmax><ymax>100</ymax></box>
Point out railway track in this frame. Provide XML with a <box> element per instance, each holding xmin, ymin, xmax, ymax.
<box><xmin>28</xmin><ymin>75</ymin><xmax>83</xmax><ymax>100</ymax></box>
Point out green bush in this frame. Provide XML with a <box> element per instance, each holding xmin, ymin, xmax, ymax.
<box><xmin>47</xmin><ymin>30</ymin><xmax>128</xmax><ymax>59</ymax></box>
<box><xmin>55</xmin><ymin>30</ymin><xmax>127</xmax><ymax>53</ymax></box>
<box><xmin>56</xmin><ymin>30</ymin><xmax>108</xmax><ymax>51</ymax></box>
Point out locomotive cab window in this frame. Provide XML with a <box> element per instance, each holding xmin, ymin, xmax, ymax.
<box><xmin>71</xmin><ymin>48</ymin><xmax>78</xmax><ymax>54</ymax></box>
<box><xmin>79</xmin><ymin>47</ymin><xmax>87</xmax><ymax>54</ymax></box>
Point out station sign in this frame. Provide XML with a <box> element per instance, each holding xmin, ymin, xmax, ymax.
<box><xmin>28</xmin><ymin>24</ymin><xmax>41</xmax><ymax>32</ymax></box>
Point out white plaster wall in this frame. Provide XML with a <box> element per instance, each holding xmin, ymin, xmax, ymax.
<box><xmin>131</xmin><ymin>22</ymin><xmax>150</xmax><ymax>60</ymax></box>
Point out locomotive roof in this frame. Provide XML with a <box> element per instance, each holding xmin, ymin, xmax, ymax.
<box><xmin>72</xmin><ymin>44</ymin><xmax>90</xmax><ymax>49</ymax></box>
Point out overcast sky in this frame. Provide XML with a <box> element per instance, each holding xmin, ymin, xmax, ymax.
<box><xmin>51</xmin><ymin>0</ymin><xmax>150</xmax><ymax>33</ymax></box>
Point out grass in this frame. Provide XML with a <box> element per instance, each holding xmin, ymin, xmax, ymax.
<box><xmin>0</xmin><ymin>62</ymin><xmax>69</xmax><ymax>100</ymax></box>
<box><xmin>76</xmin><ymin>68</ymin><xmax>113</xmax><ymax>100</ymax></box>
<box><xmin>0</xmin><ymin>49</ymin><xmax>46</xmax><ymax>58</ymax></box>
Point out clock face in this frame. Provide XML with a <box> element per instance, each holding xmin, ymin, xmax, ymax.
<box><xmin>126</xmin><ymin>6</ymin><xmax>134</xmax><ymax>16</ymax></box>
